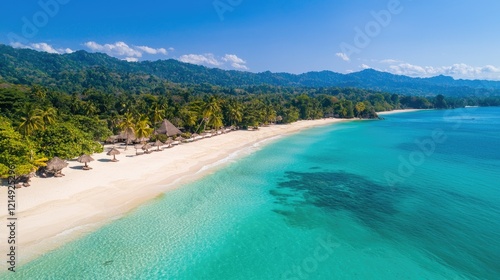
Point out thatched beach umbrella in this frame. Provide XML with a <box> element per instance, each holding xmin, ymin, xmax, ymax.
<box><xmin>164</xmin><ymin>138</ymin><xmax>174</xmax><ymax>148</ymax></box>
<box><xmin>107</xmin><ymin>148</ymin><xmax>120</xmax><ymax>162</ymax></box>
<box><xmin>135</xmin><ymin>137</ymin><xmax>149</xmax><ymax>144</ymax></box>
<box><xmin>134</xmin><ymin>144</ymin><xmax>143</xmax><ymax>155</ymax></box>
<box><xmin>153</xmin><ymin>140</ymin><xmax>164</xmax><ymax>151</ymax></box>
<box><xmin>142</xmin><ymin>143</ymin><xmax>152</xmax><ymax>154</ymax></box>
<box><xmin>77</xmin><ymin>154</ymin><xmax>94</xmax><ymax>170</ymax></box>
<box><xmin>157</xmin><ymin>119</ymin><xmax>182</xmax><ymax>137</ymax></box>
<box><xmin>46</xmin><ymin>157</ymin><xmax>69</xmax><ymax>177</ymax></box>
<box><xmin>105</xmin><ymin>136</ymin><xmax>118</xmax><ymax>144</ymax></box>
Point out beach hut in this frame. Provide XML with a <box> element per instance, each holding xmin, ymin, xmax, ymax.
<box><xmin>142</xmin><ymin>143</ymin><xmax>153</xmax><ymax>154</ymax></box>
<box><xmin>107</xmin><ymin>148</ymin><xmax>120</xmax><ymax>162</ymax></box>
<box><xmin>105</xmin><ymin>136</ymin><xmax>118</xmax><ymax>144</ymax></box>
<box><xmin>77</xmin><ymin>154</ymin><xmax>94</xmax><ymax>170</ymax></box>
<box><xmin>164</xmin><ymin>138</ymin><xmax>174</xmax><ymax>148</ymax></box>
<box><xmin>134</xmin><ymin>137</ymin><xmax>150</xmax><ymax>144</ymax></box>
<box><xmin>46</xmin><ymin>157</ymin><xmax>69</xmax><ymax>177</ymax></box>
<box><xmin>153</xmin><ymin>140</ymin><xmax>164</xmax><ymax>151</ymax></box>
<box><xmin>156</xmin><ymin>119</ymin><xmax>182</xmax><ymax>137</ymax></box>
<box><xmin>134</xmin><ymin>144</ymin><xmax>143</xmax><ymax>155</ymax></box>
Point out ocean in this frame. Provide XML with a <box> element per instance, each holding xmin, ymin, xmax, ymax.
<box><xmin>5</xmin><ymin>107</ymin><xmax>500</xmax><ymax>279</ymax></box>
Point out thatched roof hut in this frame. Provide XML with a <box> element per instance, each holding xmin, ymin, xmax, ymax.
<box><xmin>134</xmin><ymin>144</ymin><xmax>143</xmax><ymax>155</ymax></box>
<box><xmin>105</xmin><ymin>136</ymin><xmax>118</xmax><ymax>144</ymax></box>
<box><xmin>117</xmin><ymin>131</ymin><xmax>135</xmax><ymax>141</ymax></box>
<box><xmin>107</xmin><ymin>148</ymin><xmax>120</xmax><ymax>162</ymax></box>
<box><xmin>142</xmin><ymin>143</ymin><xmax>153</xmax><ymax>154</ymax></box>
<box><xmin>46</xmin><ymin>157</ymin><xmax>69</xmax><ymax>177</ymax></box>
<box><xmin>134</xmin><ymin>137</ymin><xmax>150</xmax><ymax>144</ymax></box>
<box><xmin>152</xmin><ymin>140</ymin><xmax>164</xmax><ymax>151</ymax></box>
<box><xmin>164</xmin><ymin>138</ymin><xmax>174</xmax><ymax>148</ymax></box>
<box><xmin>157</xmin><ymin>119</ymin><xmax>182</xmax><ymax>137</ymax></box>
<box><xmin>77</xmin><ymin>154</ymin><xmax>94</xmax><ymax>170</ymax></box>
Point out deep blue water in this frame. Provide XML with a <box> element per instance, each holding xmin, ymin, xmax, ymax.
<box><xmin>4</xmin><ymin>107</ymin><xmax>500</xmax><ymax>279</ymax></box>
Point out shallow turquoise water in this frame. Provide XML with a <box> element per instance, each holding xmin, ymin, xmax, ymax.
<box><xmin>4</xmin><ymin>107</ymin><xmax>500</xmax><ymax>279</ymax></box>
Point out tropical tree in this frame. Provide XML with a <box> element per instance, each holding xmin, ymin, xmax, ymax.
<box><xmin>263</xmin><ymin>104</ymin><xmax>277</xmax><ymax>124</ymax></box>
<box><xmin>224</xmin><ymin>99</ymin><xmax>243</xmax><ymax>126</ymax></box>
<box><xmin>81</xmin><ymin>102</ymin><xmax>98</xmax><ymax>116</ymax></box>
<box><xmin>135</xmin><ymin>118</ymin><xmax>153</xmax><ymax>141</ymax></box>
<box><xmin>119</xmin><ymin>112</ymin><xmax>136</xmax><ymax>150</ymax></box>
<box><xmin>17</xmin><ymin>105</ymin><xmax>43</xmax><ymax>136</ymax></box>
<box><xmin>0</xmin><ymin>117</ymin><xmax>40</xmax><ymax>177</ymax></box>
<box><xmin>30</xmin><ymin>85</ymin><xmax>47</xmax><ymax>100</ymax></box>
<box><xmin>355</xmin><ymin>102</ymin><xmax>366</xmax><ymax>118</ymax></box>
<box><xmin>150</xmin><ymin>104</ymin><xmax>165</xmax><ymax>133</ymax></box>
<box><xmin>177</xmin><ymin>104</ymin><xmax>198</xmax><ymax>129</ymax></box>
<box><xmin>39</xmin><ymin>107</ymin><xmax>57</xmax><ymax>129</ymax></box>
<box><xmin>197</xmin><ymin>96</ymin><xmax>223</xmax><ymax>131</ymax></box>
<box><xmin>35</xmin><ymin>123</ymin><xmax>103</xmax><ymax>159</ymax></box>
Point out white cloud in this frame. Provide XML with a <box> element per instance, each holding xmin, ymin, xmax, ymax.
<box><xmin>369</xmin><ymin>60</ymin><xmax>500</xmax><ymax>80</ymax></box>
<box><xmin>379</xmin><ymin>59</ymin><xmax>402</xmax><ymax>64</ymax></box>
<box><xmin>59</xmin><ymin>48</ymin><xmax>74</xmax><ymax>54</ymax></box>
<box><xmin>360</xmin><ymin>64</ymin><xmax>371</xmax><ymax>69</ymax></box>
<box><xmin>481</xmin><ymin>65</ymin><xmax>500</xmax><ymax>73</ymax></box>
<box><xmin>10</xmin><ymin>42</ymin><xmax>74</xmax><ymax>54</ymax></box>
<box><xmin>31</xmin><ymin>43</ymin><xmax>59</xmax><ymax>54</ymax></box>
<box><xmin>222</xmin><ymin>54</ymin><xmax>248</xmax><ymax>70</ymax></box>
<box><xmin>335</xmin><ymin>52</ymin><xmax>350</xmax><ymax>62</ymax></box>
<box><xmin>179</xmin><ymin>53</ymin><xmax>249</xmax><ymax>70</ymax></box>
<box><xmin>136</xmin><ymin>46</ymin><xmax>168</xmax><ymax>55</ymax></box>
<box><xmin>84</xmin><ymin>41</ymin><xmax>142</xmax><ymax>58</ymax></box>
<box><xmin>123</xmin><ymin>57</ymin><xmax>139</xmax><ymax>62</ymax></box>
<box><xmin>83</xmin><ymin>41</ymin><xmax>173</xmax><ymax>61</ymax></box>
<box><xmin>179</xmin><ymin>53</ymin><xmax>222</xmax><ymax>66</ymax></box>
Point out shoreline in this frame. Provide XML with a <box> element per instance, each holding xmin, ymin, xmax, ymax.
<box><xmin>377</xmin><ymin>108</ymin><xmax>428</xmax><ymax>115</ymax></box>
<box><xmin>0</xmin><ymin>118</ymin><xmax>351</xmax><ymax>268</ymax></box>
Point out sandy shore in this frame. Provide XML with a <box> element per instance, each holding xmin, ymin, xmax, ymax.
<box><xmin>377</xmin><ymin>109</ymin><xmax>427</xmax><ymax>115</ymax></box>
<box><xmin>0</xmin><ymin>118</ymin><xmax>351</xmax><ymax>267</ymax></box>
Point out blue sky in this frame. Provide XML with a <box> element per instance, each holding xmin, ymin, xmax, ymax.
<box><xmin>1</xmin><ymin>0</ymin><xmax>500</xmax><ymax>80</ymax></box>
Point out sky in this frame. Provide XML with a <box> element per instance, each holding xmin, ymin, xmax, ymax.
<box><xmin>1</xmin><ymin>0</ymin><xmax>500</xmax><ymax>80</ymax></box>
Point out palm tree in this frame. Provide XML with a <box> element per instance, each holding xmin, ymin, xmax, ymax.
<box><xmin>18</xmin><ymin>105</ymin><xmax>43</xmax><ymax>136</ymax></box>
<box><xmin>179</xmin><ymin>105</ymin><xmax>198</xmax><ymax>129</ymax></box>
<box><xmin>263</xmin><ymin>104</ymin><xmax>277</xmax><ymax>124</ymax></box>
<box><xmin>150</xmin><ymin>104</ymin><xmax>165</xmax><ymax>133</ymax></box>
<box><xmin>355</xmin><ymin>102</ymin><xmax>366</xmax><ymax>118</ymax></box>
<box><xmin>119</xmin><ymin>112</ymin><xmax>136</xmax><ymax>150</ymax></box>
<box><xmin>30</xmin><ymin>85</ymin><xmax>47</xmax><ymax>100</ymax></box>
<box><xmin>224</xmin><ymin>99</ymin><xmax>243</xmax><ymax>126</ymax></box>
<box><xmin>135</xmin><ymin>118</ymin><xmax>153</xmax><ymax>141</ymax></box>
<box><xmin>209</xmin><ymin>111</ymin><xmax>223</xmax><ymax>129</ymax></box>
<box><xmin>39</xmin><ymin>107</ymin><xmax>57</xmax><ymax>129</ymax></box>
<box><xmin>82</xmin><ymin>102</ymin><xmax>98</xmax><ymax>116</ymax></box>
<box><xmin>197</xmin><ymin>96</ymin><xmax>223</xmax><ymax>132</ymax></box>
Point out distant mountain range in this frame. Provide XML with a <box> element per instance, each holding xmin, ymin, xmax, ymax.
<box><xmin>1</xmin><ymin>44</ymin><xmax>499</xmax><ymax>96</ymax></box>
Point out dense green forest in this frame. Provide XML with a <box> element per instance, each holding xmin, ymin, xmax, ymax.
<box><xmin>1</xmin><ymin>44</ymin><xmax>500</xmax><ymax>179</ymax></box>
<box><xmin>2</xmin><ymin>44</ymin><xmax>500</xmax><ymax>96</ymax></box>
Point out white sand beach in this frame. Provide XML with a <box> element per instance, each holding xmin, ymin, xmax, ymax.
<box><xmin>0</xmin><ymin>118</ymin><xmax>350</xmax><ymax>266</ymax></box>
<box><xmin>377</xmin><ymin>109</ymin><xmax>427</xmax><ymax>115</ymax></box>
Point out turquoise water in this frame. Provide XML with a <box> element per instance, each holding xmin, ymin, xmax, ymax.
<box><xmin>5</xmin><ymin>107</ymin><xmax>500</xmax><ymax>279</ymax></box>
